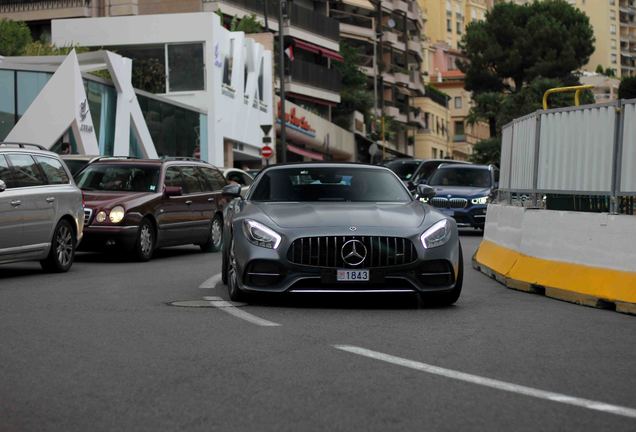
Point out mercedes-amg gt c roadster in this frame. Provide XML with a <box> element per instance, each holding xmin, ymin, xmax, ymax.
<box><xmin>221</xmin><ymin>163</ymin><xmax>463</xmax><ymax>306</ymax></box>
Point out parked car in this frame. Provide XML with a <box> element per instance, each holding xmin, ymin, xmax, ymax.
<box><xmin>383</xmin><ymin>158</ymin><xmax>423</xmax><ymax>182</ymax></box>
<box><xmin>0</xmin><ymin>142</ymin><xmax>84</xmax><ymax>272</ymax></box>
<box><xmin>424</xmin><ymin>164</ymin><xmax>499</xmax><ymax>230</ymax></box>
<box><xmin>60</xmin><ymin>154</ymin><xmax>100</xmax><ymax>176</ymax></box>
<box><xmin>245</xmin><ymin>169</ymin><xmax>262</xmax><ymax>178</ymax></box>
<box><xmin>75</xmin><ymin>157</ymin><xmax>229</xmax><ymax>261</ymax></box>
<box><xmin>408</xmin><ymin>159</ymin><xmax>471</xmax><ymax>192</ymax></box>
<box><xmin>221</xmin><ymin>163</ymin><xmax>463</xmax><ymax>306</ymax></box>
<box><xmin>221</xmin><ymin>167</ymin><xmax>254</xmax><ymax>196</ymax></box>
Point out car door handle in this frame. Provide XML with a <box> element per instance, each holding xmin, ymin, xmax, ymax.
<box><xmin>185</xmin><ymin>200</ymin><xmax>193</xmax><ymax>205</ymax></box>
<box><xmin>10</xmin><ymin>200</ymin><xmax>21</xmax><ymax>207</ymax></box>
<box><xmin>46</xmin><ymin>197</ymin><xmax>56</xmax><ymax>203</ymax></box>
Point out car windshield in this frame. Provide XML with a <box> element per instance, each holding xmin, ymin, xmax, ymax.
<box><xmin>64</xmin><ymin>159</ymin><xmax>90</xmax><ymax>176</ymax></box>
<box><xmin>384</xmin><ymin>160</ymin><xmax>421</xmax><ymax>181</ymax></box>
<box><xmin>428</xmin><ymin>167</ymin><xmax>492</xmax><ymax>188</ymax></box>
<box><xmin>76</xmin><ymin>164</ymin><xmax>160</xmax><ymax>192</ymax></box>
<box><xmin>250</xmin><ymin>167</ymin><xmax>412</xmax><ymax>202</ymax></box>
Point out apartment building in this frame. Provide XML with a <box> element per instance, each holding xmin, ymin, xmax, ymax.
<box><xmin>619</xmin><ymin>0</ymin><xmax>636</xmax><ymax>77</ymax></box>
<box><xmin>329</xmin><ymin>0</ymin><xmax>427</xmax><ymax>160</ymax></box>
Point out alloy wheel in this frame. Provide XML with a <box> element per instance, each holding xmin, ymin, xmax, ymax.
<box><xmin>140</xmin><ymin>224</ymin><xmax>153</xmax><ymax>256</ymax></box>
<box><xmin>56</xmin><ymin>225</ymin><xmax>73</xmax><ymax>267</ymax></box>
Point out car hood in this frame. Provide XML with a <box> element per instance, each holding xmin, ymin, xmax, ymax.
<box><xmin>82</xmin><ymin>191</ymin><xmax>152</xmax><ymax>209</ymax></box>
<box><xmin>248</xmin><ymin>201</ymin><xmax>429</xmax><ymax>229</ymax></box>
<box><xmin>430</xmin><ymin>186</ymin><xmax>491</xmax><ymax>197</ymax></box>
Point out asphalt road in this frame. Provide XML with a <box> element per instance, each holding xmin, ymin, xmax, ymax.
<box><xmin>1</xmin><ymin>232</ymin><xmax>635</xmax><ymax>431</ymax></box>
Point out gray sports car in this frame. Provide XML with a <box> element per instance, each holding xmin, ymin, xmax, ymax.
<box><xmin>221</xmin><ymin>163</ymin><xmax>463</xmax><ymax>306</ymax></box>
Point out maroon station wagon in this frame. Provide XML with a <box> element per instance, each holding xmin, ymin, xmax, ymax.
<box><xmin>75</xmin><ymin>158</ymin><xmax>229</xmax><ymax>261</ymax></box>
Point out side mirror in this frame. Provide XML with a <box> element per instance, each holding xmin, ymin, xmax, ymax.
<box><xmin>164</xmin><ymin>186</ymin><xmax>182</xmax><ymax>197</ymax></box>
<box><xmin>0</xmin><ymin>179</ymin><xmax>6</xmax><ymax>192</ymax></box>
<box><xmin>222</xmin><ymin>183</ymin><xmax>242</xmax><ymax>198</ymax></box>
<box><xmin>416</xmin><ymin>184</ymin><xmax>436</xmax><ymax>200</ymax></box>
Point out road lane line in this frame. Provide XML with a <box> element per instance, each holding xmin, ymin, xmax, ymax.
<box><xmin>333</xmin><ymin>345</ymin><xmax>636</xmax><ymax>419</ymax></box>
<box><xmin>199</xmin><ymin>273</ymin><xmax>223</xmax><ymax>289</ymax></box>
<box><xmin>205</xmin><ymin>296</ymin><xmax>280</xmax><ymax>327</ymax></box>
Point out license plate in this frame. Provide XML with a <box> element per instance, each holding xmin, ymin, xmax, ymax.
<box><xmin>337</xmin><ymin>269</ymin><xmax>369</xmax><ymax>282</ymax></box>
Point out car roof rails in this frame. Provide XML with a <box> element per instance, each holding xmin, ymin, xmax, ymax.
<box><xmin>161</xmin><ymin>156</ymin><xmax>204</xmax><ymax>162</ymax></box>
<box><xmin>91</xmin><ymin>156</ymin><xmax>140</xmax><ymax>162</ymax></box>
<box><xmin>0</xmin><ymin>142</ymin><xmax>48</xmax><ymax>151</ymax></box>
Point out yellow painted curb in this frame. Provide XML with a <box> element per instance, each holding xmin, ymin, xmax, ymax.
<box><xmin>474</xmin><ymin>240</ymin><xmax>636</xmax><ymax>314</ymax></box>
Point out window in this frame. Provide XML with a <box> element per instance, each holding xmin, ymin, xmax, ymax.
<box><xmin>0</xmin><ymin>155</ymin><xmax>13</xmax><ymax>188</ymax></box>
<box><xmin>457</xmin><ymin>21</ymin><xmax>462</xmax><ymax>34</ymax></box>
<box><xmin>432</xmin><ymin>148</ymin><xmax>438</xmax><ymax>158</ymax></box>
<box><xmin>0</xmin><ymin>70</ymin><xmax>15</xmax><ymax>141</ymax></box>
<box><xmin>201</xmin><ymin>167</ymin><xmax>227</xmax><ymax>191</ymax></box>
<box><xmin>611</xmin><ymin>24</ymin><xmax>616</xmax><ymax>35</ymax></box>
<box><xmin>75</xmin><ymin>165</ymin><xmax>160</xmax><ymax>192</ymax></box>
<box><xmin>167</xmin><ymin>43</ymin><xmax>204</xmax><ymax>92</ymax></box>
<box><xmin>447</xmin><ymin>19</ymin><xmax>452</xmax><ymax>32</ymax></box>
<box><xmin>35</xmin><ymin>156</ymin><xmax>69</xmax><ymax>185</ymax></box>
<box><xmin>612</xmin><ymin>39</ymin><xmax>617</xmax><ymax>49</ymax></box>
<box><xmin>223</xmin><ymin>40</ymin><xmax>234</xmax><ymax>87</ymax></box>
<box><xmin>612</xmin><ymin>53</ymin><xmax>618</xmax><ymax>64</ymax></box>
<box><xmin>6</xmin><ymin>154</ymin><xmax>46</xmax><ymax>187</ymax></box>
<box><xmin>454</xmin><ymin>120</ymin><xmax>465</xmax><ymax>138</ymax></box>
<box><xmin>454</xmin><ymin>96</ymin><xmax>462</xmax><ymax>109</ymax></box>
<box><xmin>179</xmin><ymin>166</ymin><xmax>206</xmax><ymax>194</ymax></box>
<box><xmin>164</xmin><ymin>166</ymin><xmax>182</xmax><ymax>188</ymax></box>
<box><xmin>610</xmin><ymin>0</ymin><xmax>615</xmax><ymax>5</ymax></box>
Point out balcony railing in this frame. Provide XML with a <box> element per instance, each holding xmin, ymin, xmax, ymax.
<box><xmin>210</xmin><ymin>0</ymin><xmax>339</xmax><ymax>42</ymax></box>
<box><xmin>289</xmin><ymin>59</ymin><xmax>341</xmax><ymax>93</ymax></box>
<box><xmin>0</xmin><ymin>0</ymin><xmax>90</xmax><ymax>12</ymax></box>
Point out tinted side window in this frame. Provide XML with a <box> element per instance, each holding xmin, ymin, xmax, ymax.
<box><xmin>201</xmin><ymin>167</ymin><xmax>226</xmax><ymax>191</ymax></box>
<box><xmin>164</xmin><ymin>166</ymin><xmax>183</xmax><ymax>188</ymax></box>
<box><xmin>7</xmin><ymin>154</ymin><xmax>46</xmax><ymax>187</ymax></box>
<box><xmin>0</xmin><ymin>155</ymin><xmax>14</xmax><ymax>188</ymax></box>
<box><xmin>35</xmin><ymin>156</ymin><xmax>70</xmax><ymax>185</ymax></box>
<box><xmin>241</xmin><ymin>173</ymin><xmax>253</xmax><ymax>186</ymax></box>
<box><xmin>180</xmin><ymin>166</ymin><xmax>205</xmax><ymax>194</ymax></box>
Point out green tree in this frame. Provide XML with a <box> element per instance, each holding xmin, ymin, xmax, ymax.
<box><xmin>0</xmin><ymin>19</ymin><xmax>32</xmax><ymax>56</ymax></box>
<box><xmin>230</xmin><ymin>14</ymin><xmax>263</xmax><ymax>33</ymax></box>
<box><xmin>470</xmin><ymin>137</ymin><xmax>501</xmax><ymax>166</ymax></box>
<box><xmin>618</xmin><ymin>77</ymin><xmax>636</xmax><ymax>99</ymax></box>
<box><xmin>332</xmin><ymin>42</ymin><xmax>373</xmax><ymax>129</ymax></box>
<box><xmin>459</xmin><ymin>0</ymin><xmax>594</xmax><ymax>93</ymax></box>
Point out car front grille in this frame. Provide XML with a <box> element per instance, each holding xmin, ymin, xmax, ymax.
<box><xmin>430</xmin><ymin>197</ymin><xmax>468</xmax><ymax>209</ymax></box>
<box><xmin>84</xmin><ymin>208</ymin><xmax>92</xmax><ymax>226</ymax></box>
<box><xmin>287</xmin><ymin>236</ymin><xmax>418</xmax><ymax>268</ymax></box>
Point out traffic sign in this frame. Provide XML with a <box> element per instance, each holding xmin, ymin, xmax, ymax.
<box><xmin>261</xmin><ymin>145</ymin><xmax>273</xmax><ymax>159</ymax></box>
<box><xmin>262</xmin><ymin>136</ymin><xmax>272</xmax><ymax>144</ymax></box>
<box><xmin>260</xmin><ymin>124</ymin><xmax>272</xmax><ymax>136</ymax></box>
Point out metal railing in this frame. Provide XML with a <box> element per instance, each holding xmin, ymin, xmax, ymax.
<box><xmin>499</xmin><ymin>99</ymin><xmax>636</xmax><ymax>214</ymax></box>
<box><xmin>0</xmin><ymin>0</ymin><xmax>90</xmax><ymax>12</ymax></box>
<box><xmin>289</xmin><ymin>59</ymin><xmax>341</xmax><ymax>93</ymax></box>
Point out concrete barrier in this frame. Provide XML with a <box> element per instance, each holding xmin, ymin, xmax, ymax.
<box><xmin>473</xmin><ymin>204</ymin><xmax>636</xmax><ymax>315</ymax></box>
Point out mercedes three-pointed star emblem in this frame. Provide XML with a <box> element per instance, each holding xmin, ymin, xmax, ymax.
<box><xmin>341</xmin><ymin>240</ymin><xmax>367</xmax><ymax>266</ymax></box>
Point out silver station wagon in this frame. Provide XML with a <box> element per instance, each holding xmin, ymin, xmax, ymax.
<box><xmin>0</xmin><ymin>143</ymin><xmax>84</xmax><ymax>272</ymax></box>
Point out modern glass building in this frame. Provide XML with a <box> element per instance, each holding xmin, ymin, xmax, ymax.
<box><xmin>0</xmin><ymin>65</ymin><xmax>206</xmax><ymax>158</ymax></box>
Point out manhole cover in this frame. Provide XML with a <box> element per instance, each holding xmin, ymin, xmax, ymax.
<box><xmin>168</xmin><ymin>299</ymin><xmax>247</xmax><ymax>308</ymax></box>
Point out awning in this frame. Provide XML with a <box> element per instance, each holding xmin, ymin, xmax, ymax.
<box><xmin>293</xmin><ymin>38</ymin><xmax>344</xmax><ymax>62</ymax></box>
<box><xmin>287</xmin><ymin>144</ymin><xmax>325</xmax><ymax>161</ymax></box>
<box><xmin>342</xmin><ymin>0</ymin><xmax>375</xmax><ymax>11</ymax></box>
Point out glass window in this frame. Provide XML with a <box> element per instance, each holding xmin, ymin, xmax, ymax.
<box><xmin>384</xmin><ymin>160</ymin><xmax>421</xmax><ymax>181</ymax></box>
<box><xmin>118</xmin><ymin>45</ymin><xmax>167</xmax><ymax>94</ymax></box>
<box><xmin>164</xmin><ymin>166</ymin><xmax>183</xmax><ymax>188</ymax></box>
<box><xmin>251</xmin><ymin>167</ymin><xmax>412</xmax><ymax>203</ymax></box>
<box><xmin>76</xmin><ymin>164</ymin><xmax>160</xmax><ymax>192</ymax></box>
<box><xmin>35</xmin><ymin>156</ymin><xmax>69</xmax><ymax>185</ymax></box>
<box><xmin>17</xmin><ymin>71</ymin><xmax>51</xmax><ymax>117</ymax></box>
<box><xmin>201</xmin><ymin>167</ymin><xmax>226</xmax><ymax>191</ymax></box>
<box><xmin>0</xmin><ymin>70</ymin><xmax>15</xmax><ymax>141</ymax></box>
<box><xmin>168</xmin><ymin>43</ymin><xmax>204</xmax><ymax>92</ymax></box>
<box><xmin>6</xmin><ymin>154</ymin><xmax>46</xmax><ymax>187</ymax></box>
<box><xmin>240</xmin><ymin>172</ymin><xmax>254</xmax><ymax>186</ymax></box>
<box><xmin>454</xmin><ymin>96</ymin><xmax>462</xmax><ymax>109</ymax></box>
<box><xmin>455</xmin><ymin>121</ymin><xmax>465</xmax><ymax>136</ymax></box>
<box><xmin>180</xmin><ymin>166</ymin><xmax>205</xmax><ymax>194</ymax></box>
<box><xmin>0</xmin><ymin>155</ymin><xmax>14</xmax><ymax>188</ymax></box>
<box><xmin>428</xmin><ymin>167</ymin><xmax>492</xmax><ymax>188</ymax></box>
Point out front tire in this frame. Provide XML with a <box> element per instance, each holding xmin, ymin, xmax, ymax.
<box><xmin>227</xmin><ymin>238</ymin><xmax>248</xmax><ymax>302</ymax></box>
<box><xmin>418</xmin><ymin>243</ymin><xmax>463</xmax><ymax>307</ymax></box>
<box><xmin>40</xmin><ymin>219</ymin><xmax>76</xmax><ymax>273</ymax></box>
<box><xmin>200</xmin><ymin>214</ymin><xmax>223</xmax><ymax>253</ymax></box>
<box><xmin>133</xmin><ymin>218</ymin><xmax>155</xmax><ymax>262</ymax></box>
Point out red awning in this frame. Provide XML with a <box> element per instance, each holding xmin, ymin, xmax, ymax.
<box><xmin>287</xmin><ymin>144</ymin><xmax>325</xmax><ymax>161</ymax></box>
<box><xmin>293</xmin><ymin>38</ymin><xmax>344</xmax><ymax>62</ymax></box>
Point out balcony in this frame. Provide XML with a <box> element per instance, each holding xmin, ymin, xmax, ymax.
<box><xmin>407</xmin><ymin>37</ymin><xmax>423</xmax><ymax>58</ymax></box>
<box><xmin>208</xmin><ymin>0</ymin><xmax>339</xmax><ymax>42</ymax></box>
<box><xmin>0</xmin><ymin>0</ymin><xmax>92</xmax><ymax>20</ymax></box>
<box><xmin>393</xmin><ymin>0</ymin><xmax>408</xmax><ymax>11</ymax></box>
<box><xmin>288</xmin><ymin>59</ymin><xmax>341</xmax><ymax>93</ymax></box>
<box><xmin>408</xmin><ymin>111</ymin><xmax>426</xmax><ymax>129</ymax></box>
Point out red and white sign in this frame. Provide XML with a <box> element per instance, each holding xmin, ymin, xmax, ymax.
<box><xmin>261</xmin><ymin>145</ymin><xmax>273</xmax><ymax>159</ymax></box>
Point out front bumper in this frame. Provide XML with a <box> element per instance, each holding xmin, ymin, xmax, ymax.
<box><xmin>435</xmin><ymin>204</ymin><xmax>487</xmax><ymax>228</ymax></box>
<box><xmin>233</xmin><ymin>227</ymin><xmax>461</xmax><ymax>295</ymax></box>
<box><xmin>78</xmin><ymin>225</ymin><xmax>139</xmax><ymax>251</ymax></box>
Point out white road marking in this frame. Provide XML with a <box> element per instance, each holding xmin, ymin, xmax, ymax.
<box><xmin>205</xmin><ymin>296</ymin><xmax>280</xmax><ymax>327</ymax></box>
<box><xmin>199</xmin><ymin>273</ymin><xmax>223</xmax><ymax>289</ymax></box>
<box><xmin>334</xmin><ymin>345</ymin><xmax>636</xmax><ymax>419</ymax></box>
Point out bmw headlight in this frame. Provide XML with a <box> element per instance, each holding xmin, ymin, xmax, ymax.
<box><xmin>109</xmin><ymin>205</ymin><xmax>125</xmax><ymax>224</ymax></box>
<box><xmin>420</xmin><ymin>219</ymin><xmax>451</xmax><ymax>249</ymax></box>
<box><xmin>243</xmin><ymin>219</ymin><xmax>282</xmax><ymax>249</ymax></box>
<box><xmin>471</xmin><ymin>196</ymin><xmax>489</xmax><ymax>205</ymax></box>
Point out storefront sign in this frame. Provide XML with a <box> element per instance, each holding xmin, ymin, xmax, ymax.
<box><xmin>277</xmin><ymin>101</ymin><xmax>316</xmax><ymax>138</ymax></box>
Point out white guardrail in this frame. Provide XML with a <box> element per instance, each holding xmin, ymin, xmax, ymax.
<box><xmin>499</xmin><ymin>99</ymin><xmax>636</xmax><ymax>213</ymax></box>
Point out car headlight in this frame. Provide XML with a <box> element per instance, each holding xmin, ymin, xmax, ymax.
<box><xmin>242</xmin><ymin>219</ymin><xmax>282</xmax><ymax>249</ymax></box>
<box><xmin>95</xmin><ymin>210</ymin><xmax>107</xmax><ymax>223</ymax></box>
<box><xmin>109</xmin><ymin>205</ymin><xmax>125</xmax><ymax>224</ymax></box>
<box><xmin>471</xmin><ymin>196</ymin><xmax>489</xmax><ymax>205</ymax></box>
<box><xmin>420</xmin><ymin>219</ymin><xmax>451</xmax><ymax>249</ymax></box>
